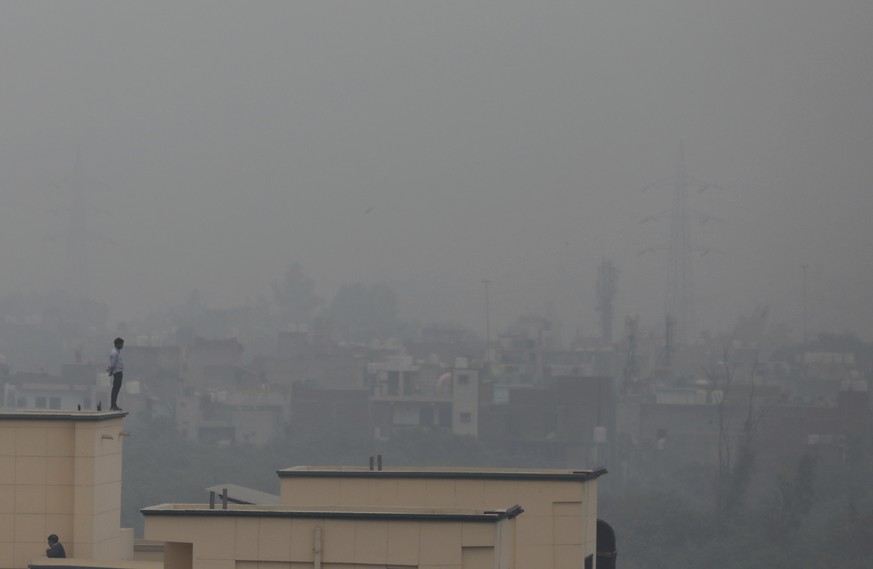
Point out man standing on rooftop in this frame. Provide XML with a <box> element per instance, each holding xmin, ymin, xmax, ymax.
<box><xmin>107</xmin><ymin>337</ymin><xmax>124</xmax><ymax>411</ymax></box>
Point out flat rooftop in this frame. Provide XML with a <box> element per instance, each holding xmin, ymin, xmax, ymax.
<box><xmin>0</xmin><ymin>409</ymin><xmax>126</xmax><ymax>421</ymax></box>
<box><xmin>205</xmin><ymin>483</ymin><xmax>280</xmax><ymax>505</ymax></box>
<box><xmin>278</xmin><ymin>465</ymin><xmax>607</xmax><ymax>481</ymax></box>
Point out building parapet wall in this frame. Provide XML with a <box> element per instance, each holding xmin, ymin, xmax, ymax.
<box><xmin>0</xmin><ymin>410</ymin><xmax>131</xmax><ymax>569</ymax></box>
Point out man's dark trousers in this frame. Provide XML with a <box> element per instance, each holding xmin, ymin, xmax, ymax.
<box><xmin>111</xmin><ymin>372</ymin><xmax>123</xmax><ymax>409</ymax></box>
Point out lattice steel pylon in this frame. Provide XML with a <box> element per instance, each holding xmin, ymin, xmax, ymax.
<box><xmin>641</xmin><ymin>143</ymin><xmax>721</xmax><ymax>347</ymax></box>
<box><xmin>666</xmin><ymin>143</ymin><xmax>694</xmax><ymax>346</ymax></box>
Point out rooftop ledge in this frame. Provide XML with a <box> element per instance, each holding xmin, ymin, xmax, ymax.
<box><xmin>141</xmin><ymin>503</ymin><xmax>524</xmax><ymax>522</ymax></box>
<box><xmin>0</xmin><ymin>409</ymin><xmax>127</xmax><ymax>422</ymax></box>
<box><xmin>28</xmin><ymin>559</ymin><xmax>160</xmax><ymax>569</ymax></box>
<box><xmin>277</xmin><ymin>465</ymin><xmax>608</xmax><ymax>481</ymax></box>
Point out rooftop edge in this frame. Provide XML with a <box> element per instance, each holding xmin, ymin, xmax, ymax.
<box><xmin>276</xmin><ymin>466</ymin><xmax>608</xmax><ymax>481</ymax></box>
<box><xmin>141</xmin><ymin>503</ymin><xmax>524</xmax><ymax>522</ymax></box>
<box><xmin>0</xmin><ymin>409</ymin><xmax>127</xmax><ymax>422</ymax></box>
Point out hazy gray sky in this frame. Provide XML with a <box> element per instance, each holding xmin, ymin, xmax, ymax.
<box><xmin>1</xmin><ymin>1</ymin><xmax>871</xmax><ymax>338</ymax></box>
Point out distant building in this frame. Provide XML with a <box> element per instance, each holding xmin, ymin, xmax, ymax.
<box><xmin>368</xmin><ymin>357</ymin><xmax>480</xmax><ymax>439</ymax></box>
<box><xmin>121</xmin><ymin>346</ymin><xmax>183</xmax><ymax>381</ymax></box>
<box><xmin>2</xmin><ymin>368</ymin><xmax>109</xmax><ymax>412</ymax></box>
<box><xmin>483</xmin><ymin>376</ymin><xmax>615</xmax><ymax>466</ymax></box>
<box><xmin>545</xmin><ymin>348</ymin><xmax>618</xmax><ymax>379</ymax></box>
<box><xmin>255</xmin><ymin>352</ymin><xmax>366</xmax><ymax>389</ymax></box>
<box><xmin>176</xmin><ymin>385</ymin><xmax>289</xmax><ymax>446</ymax></box>
<box><xmin>404</xmin><ymin>322</ymin><xmax>479</xmax><ymax>364</ymax></box>
<box><xmin>288</xmin><ymin>383</ymin><xmax>371</xmax><ymax>438</ymax></box>
<box><xmin>185</xmin><ymin>337</ymin><xmax>244</xmax><ymax>387</ymax></box>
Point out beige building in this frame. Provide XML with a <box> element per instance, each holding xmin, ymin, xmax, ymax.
<box><xmin>140</xmin><ymin>465</ymin><xmax>607</xmax><ymax>569</ymax></box>
<box><xmin>143</xmin><ymin>504</ymin><xmax>520</xmax><ymax>569</ymax></box>
<box><xmin>279</xmin><ymin>466</ymin><xmax>605</xmax><ymax>569</ymax></box>
<box><xmin>0</xmin><ymin>409</ymin><xmax>611</xmax><ymax>569</ymax></box>
<box><xmin>0</xmin><ymin>410</ymin><xmax>133</xmax><ymax>569</ymax></box>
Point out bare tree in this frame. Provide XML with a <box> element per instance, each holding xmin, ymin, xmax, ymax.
<box><xmin>704</xmin><ymin>338</ymin><xmax>769</xmax><ymax>524</ymax></box>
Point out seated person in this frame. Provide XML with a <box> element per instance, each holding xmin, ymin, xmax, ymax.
<box><xmin>46</xmin><ymin>534</ymin><xmax>66</xmax><ymax>558</ymax></box>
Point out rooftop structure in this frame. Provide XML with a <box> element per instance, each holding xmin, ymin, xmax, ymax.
<box><xmin>278</xmin><ymin>465</ymin><xmax>608</xmax><ymax>569</ymax></box>
<box><xmin>143</xmin><ymin>503</ymin><xmax>522</xmax><ymax>569</ymax></box>
<box><xmin>0</xmin><ymin>407</ymin><xmax>613</xmax><ymax>569</ymax></box>
<box><xmin>0</xmin><ymin>410</ymin><xmax>132</xmax><ymax>569</ymax></box>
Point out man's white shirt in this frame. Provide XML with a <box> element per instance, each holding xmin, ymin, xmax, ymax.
<box><xmin>109</xmin><ymin>348</ymin><xmax>123</xmax><ymax>374</ymax></box>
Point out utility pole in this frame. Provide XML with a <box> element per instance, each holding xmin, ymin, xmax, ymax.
<box><xmin>801</xmin><ymin>264</ymin><xmax>809</xmax><ymax>347</ymax></box>
<box><xmin>665</xmin><ymin>315</ymin><xmax>675</xmax><ymax>368</ymax></box>
<box><xmin>596</xmin><ymin>258</ymin><xmax>618</xmax><ymax>344</ymax></box>
<box><xmin>482</xmin><ymin>279</ymin><xmax>492</xmax><ymax>363</ymax></box>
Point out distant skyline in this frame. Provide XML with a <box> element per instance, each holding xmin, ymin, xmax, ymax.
<box><xmin>1</xmin><ymin>1</ymin><xmax>871</xmax><ymax>339</ymax></box>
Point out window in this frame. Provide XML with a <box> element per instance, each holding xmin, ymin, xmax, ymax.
<box><xmin>35</xmin><ymin>397</ymin><xmax>47</xmax><ymax>409</ymax></box>
<box><xmin>460</xmin><ymin>412</ymin><xmax>472</xmax><ymax>423</ymax></box>
<box><xmin>457</xmin><ymin>374</ymin><xmax>470</xmax><ymax>385</ymax></box>
<box><xmin>49</xmin><ymin>397</ymin><xmax>61</xmax><ymax>410</ymax></box>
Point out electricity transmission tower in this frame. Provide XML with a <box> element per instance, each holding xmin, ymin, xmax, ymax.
<box><xmin>666</xmin><ymin>143</ymin><xmax>694</xmax><ymax>347</ymax></box>
<box><xmin>641</xmin><ymin>143</ymin><xmax>721</xmax><ymax>347</ymax></box>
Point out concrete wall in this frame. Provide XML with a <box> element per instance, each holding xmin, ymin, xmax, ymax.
<box><xmin>144</xmin><ymin>510</ymin><xmax>514</xmax><ymax>569</ymax></box>
<box><xmin>279</xmin><ymin>470</ymin><xmax>599</xmax><ymax>569</ymax></box>
<box><xmin>0</xmin><ymin>412</ymin><xmax>129</xmax><ymax>569</ymax></box>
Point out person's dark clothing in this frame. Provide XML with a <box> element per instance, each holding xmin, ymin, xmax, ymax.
<box><xmin>111</xmin><ymin>372</ymin><xmax>123</xmax><ymax>410</ymax></box>
<box><xmin>46</xmin><ymin>542</ymin><xmax>66</xmax><ymax>558</ymax></box>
